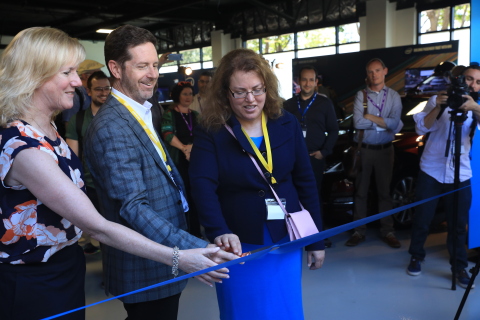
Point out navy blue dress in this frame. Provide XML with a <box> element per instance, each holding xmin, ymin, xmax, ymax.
<box><xmin>0</xmin><ymin>120</ymin><xmax>86</xmax><ymax>320</ymax></box>
<box><xmin>189</xmin><ymin>111</ymin><xmax>324</xmax><ymax>319</ymax></box>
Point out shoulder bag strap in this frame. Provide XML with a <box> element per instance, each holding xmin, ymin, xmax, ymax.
<box><xmin>356</xmin><ymin>90</ymin><xmax>368</xmax><ymax>146</ymax></box>
<box><xmin>223</xmin><ymin>124</ymin><xmax>302</xmax><ymax>216</ymax></box>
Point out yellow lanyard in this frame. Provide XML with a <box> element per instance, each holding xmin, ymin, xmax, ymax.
<box><xmin>112</xmin><ymin>92</ymin><xmax>171</xmax><ymax>171</ymax></box>
<box><xmin>242</xmin><ymin>112</ymin><xmax>277</xmax><ymax>185</ymax></box>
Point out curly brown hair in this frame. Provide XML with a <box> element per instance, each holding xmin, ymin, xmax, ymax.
<box><xmin>200</xmin><ymin>48</ymin><xmax>283</xmax><ymax>131</ymax></box>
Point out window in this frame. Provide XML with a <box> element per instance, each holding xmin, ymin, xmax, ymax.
<box><xmin>261</xmin><ymin>33</ymin><xmax>294</xmax><ymax>54</ymax></box>
<box><xmin>249</xmin><ymin>23</ymin><xmax>360</xmax><ymax>57</ymax></box>
<box><xmin>297</xmin><ymin>47</ymin><xmax>336</xmax><ymax>58</ymax></box>
<box><xmin>158</xmin><ymin>46</ymin><xmax>212</xmax><ymax>73</ymax></box>
<box><xmin>339</xmin><ymin>23</ymin><xmax>360</xmax><ymax>44</ymax></box>
<box><xmin>202</xmin><ymin>46</ymin><xmax>212</xmax><ymax>62</ymax></box>
<box><xmin>179</xmin><ymin>48</ymin><xmax>201</xmax><ymax>64</ymax></box>
<box><xmin>297</xmin><ymin>27</ymin><xmax>336</xmax><ymax>49</ymax></box>
<box><xmin>418</xmin><ymin>3</ymin><xmax>470</xmax><ymax>65</ymax></box>
<box><xmin>244</xmin><ymin>23</ymin><xmax>360</xmax><ymax>100</ymax></box>
<box><xmin>246</xmin><ymin>39</ymin><xmax>260</xmax><ymax>53</ymax></box>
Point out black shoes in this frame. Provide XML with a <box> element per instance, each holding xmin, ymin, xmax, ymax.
<box><xmin>345</xmin><ymin>232</ymin><xmax>366</xmax><ymax>246</ymax></box>
<box><xmin>382</xmin><ymin>232</ymin><xmax>401</xmax><ymax>248</ymax></box>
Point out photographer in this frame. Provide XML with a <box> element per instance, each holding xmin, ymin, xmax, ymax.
<box><xmin>407</xmin><ymin>65</ymin><xmax>480</xmax><ymax>288</ymax></box>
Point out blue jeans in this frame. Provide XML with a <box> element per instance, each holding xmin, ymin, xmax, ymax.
<box><xmin>408</xmin><ymin>170</ymin><xmax>471</xmax><ymax>270</ymax></box>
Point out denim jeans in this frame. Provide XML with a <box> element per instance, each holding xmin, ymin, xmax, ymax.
<box><xmin>408</xmin><ymin>170</ymin><xmax>471</xmax><ymax>270</ymax></box>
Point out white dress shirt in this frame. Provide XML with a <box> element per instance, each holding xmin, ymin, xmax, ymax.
<box><xmin>414</xmin><ymin>95</ymin><xmax>477</xmax><ymax>183</ymax></box>
<box><xmin>112</xmin><ymin>88</ymin><xmax>189</xmax><ymax>211</ymax></box>
<box><xmin>189</xmin><ymin>94</ymin><xmax>203</xmax><ymax>113</ymax></box>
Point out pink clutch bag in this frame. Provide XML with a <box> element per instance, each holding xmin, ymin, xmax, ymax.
<box><xmin>285</xmin><ymin>205</ymin><xmax>319</xmax><ymax>241</ymax></box>
<box><xmin>224</xmin><ymin>124</ymin><xmax>319</xmax><ymax>241</ymax></box>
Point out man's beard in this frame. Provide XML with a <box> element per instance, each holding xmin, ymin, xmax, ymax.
<box><xmin>92</xmin><ymin>99</ymin><xmax>106</xmax><ymax>107</ymax></box>
<box><xmin>122</xmin><ymin>77</ymin><xmax>154</xmax><ymax>103</ymax></box>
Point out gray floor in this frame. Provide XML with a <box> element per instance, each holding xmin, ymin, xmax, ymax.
<box><xmin>83</xmin><ymin>229</ymin><xmax>480</xmax><ymax>320</ymax></box>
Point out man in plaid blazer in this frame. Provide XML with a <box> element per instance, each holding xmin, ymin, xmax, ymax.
<box><xmin>84</xmin><ymin>25</ymin><xmax>221</xmax><ymax>319</ymax></box>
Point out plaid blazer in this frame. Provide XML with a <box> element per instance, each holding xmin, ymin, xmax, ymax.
<box><xmin>84</xmin><ymin>95</ymin><xmax>207</xmax><ymax>303</ymax></box>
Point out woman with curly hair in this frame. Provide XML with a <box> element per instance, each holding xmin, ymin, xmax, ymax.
<box><xmin>189</xmin><ymin>48</ymin><xmax>326</xmax><ymax>319</ymax></box>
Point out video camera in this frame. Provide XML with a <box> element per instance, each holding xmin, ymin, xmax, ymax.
<box><xmin>445</xmin><ymin>72</ymin><xmax>479</xmax><ymax>110</ymax></box>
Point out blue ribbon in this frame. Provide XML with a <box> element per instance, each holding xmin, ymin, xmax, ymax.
<box><xmin>42</xmin><ymin>185</ymin><xmax>469</xmax><ymax>319</ymax></box>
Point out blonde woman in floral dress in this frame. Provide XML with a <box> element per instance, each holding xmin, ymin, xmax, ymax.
<box><xmin>0</xmin><ymin>27</ymin><xmax>235</xmax><ymax>320</ymax></box>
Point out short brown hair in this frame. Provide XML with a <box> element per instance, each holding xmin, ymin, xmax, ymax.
<box><xmin>366</xmin><ymin>58</ymin><xmax>386</xmax><ymax>70</ymax></box>
<box><xmin>201</xmin><ymin>49</ymin><xmax>283</xmax><ymax>131</ymax></box>
<box><xmin>104</xmin><ymin>25</ymin><xmax>157</xmax><ymax>76</ymax></box>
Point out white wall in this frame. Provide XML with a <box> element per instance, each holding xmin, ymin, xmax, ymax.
<box><xmin>394</xmin><ymin>7</ymin><xmax>417</xmax><ymax>47</ymax></box>
<box><xmin>78</xmin><ymin>40</ymin><xmax>109</xmax><ymax>75</ymax></box>
<box><xmin>366</xmin><ymin>0</ymin><xmax>388</xmax><ymax>49</ymax></box>
<box><xmin>211</xmin><ymin>30</ymin><xmax>242</xmax><ymax>67</ymax></box>
<box><xmin>362</xmin><ymin>1</ymin><xmax>418</xmax><ymax>50</ymax></box>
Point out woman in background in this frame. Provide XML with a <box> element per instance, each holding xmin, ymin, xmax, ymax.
<box><xmin>161</xmin><ymin>81</ymin><xmax>202</xmax><ymax>237</ymax></box>
<box><xmin>189</xmin><ymin>48</ymin><xmax>325</xmax><ymax>320</ymax></box>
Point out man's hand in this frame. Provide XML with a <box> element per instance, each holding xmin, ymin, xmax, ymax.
<box><xmin>204</xmin><ymin>245</ymin><xmax>239</xmax><ymax>264</ymax></box>
<box><xmin>435</xmin><ymin>92</ymin><xmax>448</xmax><ymax>108</ymax></box>
<box><xmin>214</xmin><ymin>233</ymin><xmax>242</xmax><ymax>256</ymax></box>
<box><xmin>309</xmin><ymin>150</ymin><xmax>323</xmax><ymax>160</ymax></box>
<box><xmin>422</xmin><ymin>92</ymin><xmax>447</xmax><ymax>129</ymax></box>
<box><xmin>306</xmin><ymin>250</ymin><xmax>325</xmax><ymax>270</ymax></box>
<box><xmin>158</xmin><ymin>52</ymin><xmax>173</xmax><ymax>66</ymax></box>
<box><xmin>364</xmin><ymin>114</ymin><xmax>387</xmax><ymax>128</ymax></box>
<box><xmin>460</xmin><ymin>95</ymin><xmax>480</xmax><ymax>119</ymax></box>
<box><xmin>183</xmin><ymin>144</ymin><xmax>193</xmax><ymax>161</ymax></box>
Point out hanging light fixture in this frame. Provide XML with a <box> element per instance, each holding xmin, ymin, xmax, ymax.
<box><xmin>178</xmin><ymin>66</ymin><xmax>193</xmax><ymax>76</ymax></box>
<box><xmin>96</xmin><ymin>29</ymin><xmax>114</xmax><ymax>34</ymax></box>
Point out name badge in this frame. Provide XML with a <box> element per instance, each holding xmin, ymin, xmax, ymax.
<box><xmin>266</xmin><ymin>198</ymin><xmax>286</xmax><ymax>220</ymax></box>
<box><xmin>301</xmin><ymin>123</ymin><xmax>307</xmax><ymax>138</ymax></box>
<box><xmin>376</xmin><ymin>125</ymin><xmax>386</xmax><ymax>132</ymax></box>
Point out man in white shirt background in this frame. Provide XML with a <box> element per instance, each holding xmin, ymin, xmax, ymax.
<box><xmin>407</xmin><ymin>65</ymin><xmax>480</xmax><ymax>288</ymax></box>
<box><xmin>189</xmin><ymin>71</ymin><xmax>213</xmax><ymax>114</ymax></box>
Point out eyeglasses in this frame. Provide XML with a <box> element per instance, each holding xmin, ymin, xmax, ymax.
<box><xmin>92</xmin><ymin>86</ymin><xmax>112</xmax><ymax>93</ymax></box>
<box><xmin>229</xmin><ymin>87</ymin><xmax>266</xmax><ymax>99</ymax></box>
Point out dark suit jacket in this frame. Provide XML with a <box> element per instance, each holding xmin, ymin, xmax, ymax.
<box><xmin>84</xmin><ymin>94</ymin><xmax>207</xmax><ymax>303</ymax></box>
<box><xmin>283</xmin><ymin>93</ymin><xmax>339</xmax><ymax>157</ymax></box>
<box><xmin>189</xmin><ymin>111</ymin><xmax>324</xmax><ymax>251</ymax></box>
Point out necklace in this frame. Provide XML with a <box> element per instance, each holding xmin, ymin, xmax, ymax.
<box><xmin>29</xmin><ymin>118</ymin><xmax>63</xmax><ymax>154</ymax></box>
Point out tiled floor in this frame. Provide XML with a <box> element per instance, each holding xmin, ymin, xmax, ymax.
<box><xmin>81</xmin><ymin>228</ymin><xmax>480</xmax><ymax>320</ymax></box>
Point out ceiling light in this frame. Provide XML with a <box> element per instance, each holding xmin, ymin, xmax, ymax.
<box><xmin>96</xmin><ymin>29</ymin><xmax>114</xmax><ymax>34</ymax></box>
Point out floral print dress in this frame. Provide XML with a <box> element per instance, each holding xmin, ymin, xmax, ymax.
<box><xmin>0</xmin><ymin>120</ymin><xmax>84</xmax><ymax>264</ymax></box>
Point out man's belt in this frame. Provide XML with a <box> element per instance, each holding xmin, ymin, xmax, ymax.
<box><xmin>361</xmin><ymin>142</ymin><xmax>392</xmax><ymax>150</ymax></box>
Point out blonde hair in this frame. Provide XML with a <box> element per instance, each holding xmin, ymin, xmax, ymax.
<box><xmin>0</xmin><ymin>27</ymin><xmax>86</xmax><ymax>127</ymax></box>
<box><xmin>201</xmin><ymin>48</ymin><xmax>283</xmax><ymax>131</ymax></box>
